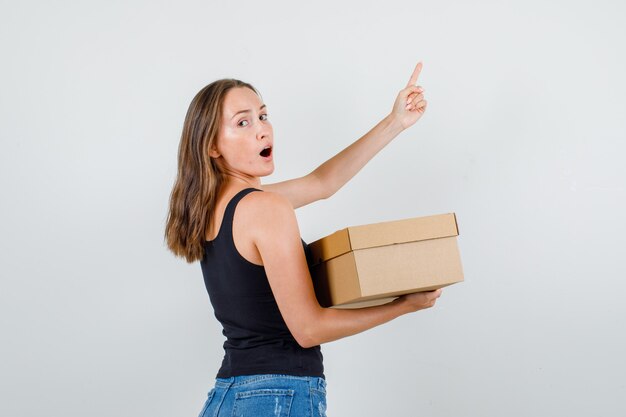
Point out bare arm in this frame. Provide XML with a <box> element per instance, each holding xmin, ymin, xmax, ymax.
<box><xmin>263</xmin><ymin>62</ymin><xmax>427</xmax><ymax>208</ymax></box>
<box><xmin>248</xmin><ymin>191</ymin><xmax>441</xmax><ymax>348</ymax></box>
<box><xmin>262</xmin><ymin>115</ymin><xmax>403</xmax><ymax>208</ymax></box>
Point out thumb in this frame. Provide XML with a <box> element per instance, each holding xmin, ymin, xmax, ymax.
<box><xmin>400</xmin><ymin>85</ymin><xmax>422</xmax><ymax>99</ymax></box>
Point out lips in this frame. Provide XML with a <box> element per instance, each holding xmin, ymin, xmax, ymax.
<box><xmin>260</xmin><ymin>145</ymin><xmax>272</xmax><ymax>158</ymax></box>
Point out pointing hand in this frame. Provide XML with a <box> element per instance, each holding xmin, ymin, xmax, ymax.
<box><xmin>390</xmin><ymin>61</ymin><xmax>427</xmax><ymax>130</ymax></box>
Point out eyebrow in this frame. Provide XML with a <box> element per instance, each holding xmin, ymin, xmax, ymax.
<box><xmin>231</xmin><ymin>104</ymin><xmax>267</xmax><ymax>120</ymax></box>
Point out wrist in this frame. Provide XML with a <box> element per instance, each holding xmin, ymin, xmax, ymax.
<box><xmin>383</xmin><ymin>113</ymin><xmax>405</xmax><ymax>137</ymax></box>
<box><xmin>390</xmin><ymin>295</ymin><xmax>411</xmax><ymax>316</ymax></box>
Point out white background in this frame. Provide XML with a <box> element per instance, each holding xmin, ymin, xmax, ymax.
<box><xmin>1</xmin><ymin>1</ymin><xmax>625</xmax><ymax>416</ymax></box>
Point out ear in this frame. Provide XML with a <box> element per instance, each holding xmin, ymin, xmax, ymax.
<box><xmin>209</xmin><ymin>146</ymin><xmax>221</xmax><ymax>158</ymax></box>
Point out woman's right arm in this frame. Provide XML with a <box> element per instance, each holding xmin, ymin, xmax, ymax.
<box><xmin>246</xmin><ymin>191</ymin><xmax>442</xmax><ymax>348</ymax></box>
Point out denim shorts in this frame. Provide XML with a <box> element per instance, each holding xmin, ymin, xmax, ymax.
<box><xmin>197</xmin><ymin>374</ymin><xmax>327</xmax><ymax>417</ymax></box>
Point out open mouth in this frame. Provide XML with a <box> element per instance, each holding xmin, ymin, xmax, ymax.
<box><xmin>260</xmin><ymin>147</ymin><xmax>272</xmax><ymax>157</ymax></box>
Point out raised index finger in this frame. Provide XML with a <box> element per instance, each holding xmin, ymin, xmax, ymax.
<box><xmin>406</xmin><ymin>61</ymin><xmax>423</xmax><ymax>88</ymax></box>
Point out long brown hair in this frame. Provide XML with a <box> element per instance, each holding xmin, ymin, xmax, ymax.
<box><xmin>164</xmin><ymin>79</ymin><xmax>261</xmax><ymax>263</ymax></box>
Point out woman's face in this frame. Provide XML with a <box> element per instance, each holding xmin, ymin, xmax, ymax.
<box><xmin>211</xmin><ymin>87</ymin><xmax>274</xmax><ymax>181</ymax></box>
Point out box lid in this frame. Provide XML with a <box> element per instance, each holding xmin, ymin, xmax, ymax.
<box><xmin>307</xmin><ymin>213</ymin><xmax>459</xmax><ymax>267</ymax></box>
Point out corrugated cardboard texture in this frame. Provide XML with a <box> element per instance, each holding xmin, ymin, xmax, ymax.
<box><xmin>355</xmin><ymin>237</ymin><xmax>463</xmax><ymax>296</ymax></box>
<box><xmin>308</xmin><ymin>228</ymin><xmax>352</xmax><ymax>267</ymax></box>
<box><xmin>310</xmin><ymin>252</ymin><xmax>361</xmax><ymax>308</ymax></box>
<box><xmin>312</xmin><ymin>237</ymin><xmax>463</xmax><ymax>307</ymax></box>
<box><xmin>308</xmin><ymin>213</ymin><xmax>464</xmax><ymax>309</ymax></box>
<box><xmin>332</xmin><ymin>296</ymin><xmax>399</xmax><ymax>309</ymax></box>
<box><xmin>348</xmin><ymin>213</ymin><xmax>459</xmax><ymax>250</ymax></box>
<box><xmin>308</xmin><ymin>213</ymin><xmax>459</xmax><ymax>267</ymax></box>
<box><xmin>354</xmin><ymin>237</ymin><xmax>463</xmax><ymax>297</ymax></box>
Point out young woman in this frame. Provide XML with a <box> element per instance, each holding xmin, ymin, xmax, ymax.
<box><xmin>165</xmin><ymin>62</ymin><xmax>442</xmax><ymax>417</ymax></box>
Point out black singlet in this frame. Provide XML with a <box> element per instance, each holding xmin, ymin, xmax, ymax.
<box><xmin>200</xmin><ymin>187</ymin><xmax>324</xmax><ymax>378</ymax></box>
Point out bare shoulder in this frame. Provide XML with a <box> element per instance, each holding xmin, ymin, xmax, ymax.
<box><xmin>237</xmin><ymin>190</ymin><xmax>299</xmax><ymax>240</ymax></box>
<box><xmin>239</xmin><ymin>189</ymin><xmax>294</xmax><ymax>216</ymax></box>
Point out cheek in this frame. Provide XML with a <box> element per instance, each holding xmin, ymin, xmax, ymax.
<box><xmin>216</xmin><ymin>132</ymin><xmax>240</xmax><ymax>156</ymax></box>
<box><xmin>221</xmin><ymin>142</ymin><xmax>257</xmax><ymax>165</ymax></box>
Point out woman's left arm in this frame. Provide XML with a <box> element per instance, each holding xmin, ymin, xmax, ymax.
<box><xmin>263</xmin><ymin>62</ymin><xmax>428</xmax><ymax>208</ymax></box>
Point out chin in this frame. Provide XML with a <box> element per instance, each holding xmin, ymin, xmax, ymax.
<box><xmin>261</xmin><ymin>168</ymin><xmax>275</xmax><ymax>177</ymax></box>
<box><xmin>256</xmin><ymin>166</ymin><xmax>274</xmax><ymax>177</ymax></box>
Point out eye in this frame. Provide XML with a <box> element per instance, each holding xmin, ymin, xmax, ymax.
<box><xmin>238</xmin><ymin>120</ymin><xmax>249</xmax><ymax>127</ymax></box>
<box><xmin>260</xmin><ymin>113</ymin><xmax>269</xmax><ymax>121</ymax></box>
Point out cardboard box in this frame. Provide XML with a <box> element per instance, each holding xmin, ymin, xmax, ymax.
<box><xmin>307</xmin><ymin>213</ymin><xmax>463</xmax><ymax>309</ymax></box>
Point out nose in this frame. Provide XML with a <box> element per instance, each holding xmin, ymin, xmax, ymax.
<box><xmin>257</xmin><ymin>119</ymin><xmax>271</xmax><ymax>140</ymax></box>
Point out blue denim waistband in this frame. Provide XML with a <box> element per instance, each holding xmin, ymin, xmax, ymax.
<box><xmin>215</xmin><ymin>373</ymin><xmax>326</xmax><ymax>391</ymax></box>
